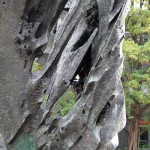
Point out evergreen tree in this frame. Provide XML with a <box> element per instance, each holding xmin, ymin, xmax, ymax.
<box><xmin>122</xmin><ymin>1</ymin><xmax>150</xmax><ymax>149</ymax></box>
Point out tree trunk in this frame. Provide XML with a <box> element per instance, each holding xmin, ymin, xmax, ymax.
<box><xmin>140</xmin><ymin>0</ymin><xmax>143</xmax><ymax>8</ymax></box>
<box><xmin>128</xmin><ymin>105</ymin><xmax>140</xmax><ymax>150</ymax></box>
<box><xmin>131</xmin><ymin>0</ymin><xmax>134</xmax><ymax>6</ymax></box>
<box><xmin>0</xmin><ymin>0</ymin><xmax>130</xmax><ymax>149</ymax></box>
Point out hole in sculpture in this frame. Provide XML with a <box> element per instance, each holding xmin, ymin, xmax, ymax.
<box><xmin>82</xmin><ymin>109</ymin><xmax>86</xmax><ymax>114</ymax></box>
<box><xmin>74</xmin><ymin>136</ymin><xmax>83</xmax><ymax>145</ymax></box>
<box><xmin>21</xmin><ymin>99</ymin><xmax>25</xmax><ymax>109</ymax></box>
<box><xmin>35</xmin><ymin>23</ymin><xmax>45</xmax><ymax>38</ymax></box>
<box><xmin>111</xmin><ymin>0</ymin><xmax>120</xmax><ymax>12</ymax></box>
<box><xmin>78</xmin><ymin>136</ymin><xmax>83</xmax><ymax>141</ymax></box>
<box><xmin>71</xmin><ymin>46</ymin><xmax>92</xmax><ymax>94</ymax></box>
<box><xmin>108</xmin><ymin>7</ymin><xmax>122</xmax><ymax>30</ymax></box>
<box><xmin>31</xmin><ymin>44</ymin><xmax>49</xmax><ymax>73</ymax></box>
<box><xmin>56</xmin><ymin>139</ymin><xmax>59</xmax><ymax>142</ymax></box>
<box><xmin>50</xmin><ymin>88</ymin><xmax>76</xmax><ymax>118</ymax></box>
<box><xmin>86</xmin><ymin>1</ymin><xmax>99</xmax><ymax>31</ymax></box>
<box><xmin>43</xmin><ymin>89</ymin><xmax>47</xmax><ymax>94</ymax></box>
<box><xmin>109</xmin><ymin>95</ymin><xmax>115</xmax><ymax>101</ymax></box>
<box><xmin>63</xmin><ymin>80</ymin><xmax>68</xmax><ymax>85</ymax></box>
<box><xmin>72</xmin><ymin>31</ymin><xmax>90</xmax><ymax>51</ymax></box>
<box><xmin>16</xmin><ymin>39</ymin><xmax>21</xmax><ymax>45</ymax></box>
<box><xmin>48</xmin><ymin>40</ymin><xmax>92</xmax><ymax>119</ymax></box>
<box><xmin>25</xmin><ymin>49</ymin><xmax>32</xmax><ymax>56</ymax></box>
<box><xmin>96</xmin><ymin>101</ymin><xmax>111</xmax><ymax>125</ymax></box>
<box><xmin>32</xmin><ymin>23</ymin><xmax>34</xmax><ymax>28</ymax></box>
<box><xmin>32</xmin><ymin>61</ymin><xmax>44</xmax><ymax>72</ymax></box>
<box><xmin>61</xmin><ymin>127</ymin><xmax>64</xmax><ymax>130</ymax></box>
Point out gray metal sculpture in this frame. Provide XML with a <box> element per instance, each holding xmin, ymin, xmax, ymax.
<box><xmin>0</xmin><ymin>0</ymin><xmax>129</xmax><ymax>149</ymax></box>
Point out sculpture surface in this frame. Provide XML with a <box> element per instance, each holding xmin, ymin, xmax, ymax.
<box><xmin>0</xmin><ymin>0</ymin><xmax>129</xmax><ymax>149</ymax></box>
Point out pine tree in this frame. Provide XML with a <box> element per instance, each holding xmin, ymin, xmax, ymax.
<box><xmin>122</xmin><ymin>1</ymin><xmax>150</xmax><ymax>149</ymax></box>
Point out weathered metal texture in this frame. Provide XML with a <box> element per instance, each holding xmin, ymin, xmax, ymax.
<box><xmin>0</xmin><ymin>0</ymin><xmax>130</xmax><ymax>150</ymax></box>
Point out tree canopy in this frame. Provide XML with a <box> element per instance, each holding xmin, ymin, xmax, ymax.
<box><xmin>122</xmin><ymin>1</ymin><xmax>150</xmax><ymax>149</ymax></box>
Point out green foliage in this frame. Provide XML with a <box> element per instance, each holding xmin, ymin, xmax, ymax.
<box><xmin>123</xmin><ymin>40</ymin><xmax>150</xmax><ymax>67</ymax></box>
<box><xmin>139</xmin><ymin>142</ymin><xmax>150</xmax><ymax>148</ymax></box>
<box><xmin>141</xmin><ymin>124</ymin><xmax>150</xmax><ymax>132</ymax></box>
<box><xmin>42</xmin><ymin>95</ymin><xmax>49</xmax><ymax>103</ymax></box>
<box><xmin>122</xmin><ymin>1</ymin><xmax>150</xmax><ymax>148</ymax></box>
<box><xmin>32</xmin><ymin>61</ymin><xmax>43</xmax><ymax>72</ymax></box>
<box><xmin>126</xmin><ymin>8</ymin><xmax>150</xmax><ymax>36</ymax></box>
<box><xmin>123</xmin><ymin>2</ymin><xmax>150</xmax><ymax>118</ymax></box>
<box><xmin>58</xmin><ymin>90</ymin><xmax>76</xmax><ymax>116</ymax></box>
<box><xmin>51</xmin><ymin>89</ymin><xmax>76</xmax><ymax>117</ymax></box>
<box><xmin>123</xmin><ymin>40</ymin><xmax>150</xmax><ymax>116</ymax></box>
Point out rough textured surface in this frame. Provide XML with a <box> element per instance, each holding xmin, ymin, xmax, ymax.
<box><xmin>0</xmin><ymin>136</ymin><xmax>7</xmax><ymax>150</ymax></box>
<box><xmin>0</xmin><ymin>0</ymin><xmax>28</xmax><ymax>143</ymax></box>
<box><xmin>0</xmin><ymin>0</ymin><xmax>130</xmax><ymax>149</ymax></box>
